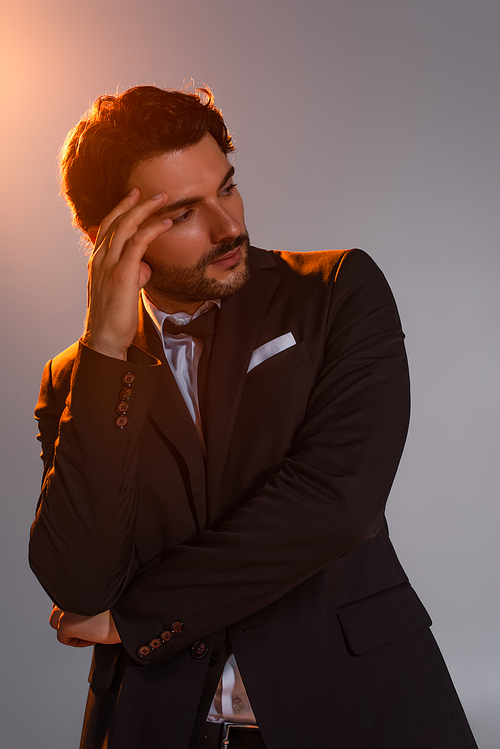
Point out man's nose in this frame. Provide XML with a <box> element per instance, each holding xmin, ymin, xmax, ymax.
<box><xmin>209</xmin><ymin>204</ymin><xmax>241</xmax><ymax>244</ymax></box>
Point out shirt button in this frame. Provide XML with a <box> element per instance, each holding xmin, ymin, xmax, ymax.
<box><xmin>114</xmin><ymin>415</ymin><xmax>128</xmax><ymax>429</ymax></box>
<box><xmin>121</xmin><ymin>372</ymin><xmax>135</xmax><ymax>385</ymax></box>
<box><xmin>232</xmin><ymin>697</ymin><xmax>244</xmax><ymax>711</ymax></box>
<box><xmin>119</xmin><ymin>387</ymin><xmax>133</xmax><ymax>400</ymax></box>
<box><xmin>116</xmin><ymin>401</ymin><xmax>130</xmax><ymax>414</ymax></box>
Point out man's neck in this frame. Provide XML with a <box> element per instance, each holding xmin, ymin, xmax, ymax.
<box><xmin>142</xmin><ymin>289</ymin><xmax>205</xmax><ymax>317</ymax></box>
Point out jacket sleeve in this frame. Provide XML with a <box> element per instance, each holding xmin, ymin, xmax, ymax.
<box><xmin>109</xmin><ymin>249</ymin><xmax>411</xmax><ymax>664</ymax></box>
<box><xmin>29</xmin><ymin>342</ymin><xmax>161</xmax><ymax>614</ymax></box>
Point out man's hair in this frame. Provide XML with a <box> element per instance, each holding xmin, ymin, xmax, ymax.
<box><xmin>60</xmin><ymin>85</ymin><xmax>235</xmax><ymax>231</ymax></box>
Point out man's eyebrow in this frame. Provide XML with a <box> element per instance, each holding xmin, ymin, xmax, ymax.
<box><xmin>154</xmin><ymin>165</ymin><xmax>235</xmax><ymax>217</ymax></box>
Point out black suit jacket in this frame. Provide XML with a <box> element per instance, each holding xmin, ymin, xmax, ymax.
<box><xmin>30</xmin><ymin>248</ymin><xmax>477</xmax><ymax>749</ymax></box>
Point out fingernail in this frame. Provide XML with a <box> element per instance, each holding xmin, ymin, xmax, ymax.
<box><xmin>162</xmin><ymin>219</ymin><xmax>172</xmax><ymax>225</ymax></box>
<box><xmin>128</xmin><ymin>187</ymin><xmax>138</xmax><ymax>196</ymax></box>
<box><xmin>152</xmin><ymin>192</ymin><xmax>165</xmax><ymax>200</ymax></box>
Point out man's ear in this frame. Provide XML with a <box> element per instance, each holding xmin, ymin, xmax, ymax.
<box><xmin>86</xmin><ymin>226</ymin><xmax>99</xmax><ymax>245</ymax></box>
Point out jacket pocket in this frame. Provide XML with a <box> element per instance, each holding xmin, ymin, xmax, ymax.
<box><xmin>336</xmin><ymin>582</ymin><xmax>432</xmax><ymax>656</ymax></box>
<box><xmin>242</xmin><ymin>340</ymin><xmax>311</xmax><ymax>396</ymax></box>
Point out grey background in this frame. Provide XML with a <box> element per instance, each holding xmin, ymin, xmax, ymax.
<box><xmin>1</xmin><ymin>0</ymin><xmax>498</xmax><ymax>746</ymax></box>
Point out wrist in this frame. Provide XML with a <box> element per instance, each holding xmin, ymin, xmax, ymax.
<box><xmin>82</xmin><ymin>331</ymin><xmax>128</xmax><ymax>361</ymax></box>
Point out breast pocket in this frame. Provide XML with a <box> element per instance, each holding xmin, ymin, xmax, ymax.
<box><xmin>242</xmin><ymin>340</ymin><xmax>311</xmax><ymax>397</ymax></box>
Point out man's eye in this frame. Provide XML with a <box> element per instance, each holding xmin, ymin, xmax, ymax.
<box><xmin>172</xmin><ymin>210</ymin><xmax>193</xmax><ymax>225</ymax></box>
<box><xmin>221</xmin><ymin>182</ymin><xmax>237</xmax><ymax>196</ymax></box>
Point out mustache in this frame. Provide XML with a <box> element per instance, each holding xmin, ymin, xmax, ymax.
<box><xmin>202</xmin><ymin>233</ymin><xmax>249</xmax><ymax>266</ymax></box>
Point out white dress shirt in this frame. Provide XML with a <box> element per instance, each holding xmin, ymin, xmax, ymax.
<box><xmin>142</xmin><ymin>291</ymin><xmax>257</xmax><ymax>725</ymax></box>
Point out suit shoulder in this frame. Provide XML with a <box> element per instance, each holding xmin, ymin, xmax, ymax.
<box><xmin>51</xmin><ymin>341</ymin><xmax>80</xmax><ymax>390</ymax></box>
<box><xmin>37</xmin><ymin>341</ymin><xmax>79</xmax><ymax>418</ymax></box>
<box><xmin>268</xmin><ymin>248</ymin><xmax>377</xmax><ymax>284</ymax></box>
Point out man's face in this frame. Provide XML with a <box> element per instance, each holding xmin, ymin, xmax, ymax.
<box><xmin>129</xmin><ymin>134</ymin><xmax>249</xmax><ymax>313</ymax></box>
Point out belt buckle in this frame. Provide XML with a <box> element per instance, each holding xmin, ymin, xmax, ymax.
<box><xmin>221</xmin><ymin>721</ymin><xmax>260</xmax><ymax>748</ymax></box>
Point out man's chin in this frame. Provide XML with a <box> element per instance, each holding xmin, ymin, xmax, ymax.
<box><xmin>146</xmin><ymin>251</ymin><xmax>250</xmax><ymax>307</ymax></box>
<box><xmin>206</xmin><ymin>252</ymin><xmax>250</xmax><ymax>298</ymax></box>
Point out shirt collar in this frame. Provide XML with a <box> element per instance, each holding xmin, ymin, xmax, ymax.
<box><xmin>141</xmin><ymin>289</ymin><xmax>221</xmax><ymax>340</ymax></box>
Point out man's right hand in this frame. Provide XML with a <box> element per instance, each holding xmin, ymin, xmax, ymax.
<box><xmin>49</xmin><ymin>605</ymin><xmax>121</xmax><ymax>648</ymax></box>
<box><xmin>82</xmin><ymin>188</ymin><xmax>172</xmax><ymax>360</ymax></box>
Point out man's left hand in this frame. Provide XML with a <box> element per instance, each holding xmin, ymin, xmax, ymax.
<box><xmin>49</xmin><ymin>605</ymin><xmax>121</xmax><ymax>647</ymax></box>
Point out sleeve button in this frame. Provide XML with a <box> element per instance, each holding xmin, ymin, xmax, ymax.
<box><xmin>149</xmin><ymin>638</ymin><xmax>162</xmax><ymax>651</ymax></box>
<box><xmin>119</xmin><ymin>387</ymin><xmax>133</xmax><ymax>400</ymax></box>
<box><xmin>116</xmin><ymin>401</ymin><xmax>130</xmax><ymax>414</ymax></box>
<box><xmin>121</xmin><ymin>372</ymin><xmax>135</xmax><ymax>385</ymax></box>
<box><xmin>190</xmin><ymin>640</ymin><xmax>208</xmax><ymax>659</ymax></box>
<box><xmin>114</xmin><ymin>415</ymin><xmax>129</xmax><ymax>429</ymax></box>
<box><xmin>137</xmin><ymin>645</ymin><xmax>151</xmax><ymax>658</ymax></box>
<box><xmin>170</xmin><ymin>621</ymin><xmax>184</xmax><ymax>634</ymax></box>
<box><xmin>160</xmin><ymin>630</ymin><xmax>173</xmax><ymax>643</ymax></box>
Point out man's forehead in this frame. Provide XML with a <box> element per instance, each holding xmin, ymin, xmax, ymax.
<box><xmin>129</xmin><ymin>134</ymin><xmax>232</xmax><ymax>198</ymax></box>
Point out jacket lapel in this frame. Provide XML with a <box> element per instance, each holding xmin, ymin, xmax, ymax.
<box><xmin>133</xmin><ymin>301</ymin><xmax>207</xmax><ymax>530</ymax></box>
<box><xmin>205</xmin><ymin>250</ymin><xmax>280</xmax><ymax>519</ymax></box>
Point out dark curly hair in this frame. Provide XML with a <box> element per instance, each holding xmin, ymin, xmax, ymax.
<box><xmin>60</xmin><ymin>85</ymin><xmax>235</xmax><ymax>231</ymax></box>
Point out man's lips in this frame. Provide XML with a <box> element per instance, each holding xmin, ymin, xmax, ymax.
<box><xmin>209</xmin><ymin>246</ymin><xmax>242</xmax><ymax>269</ymax></box>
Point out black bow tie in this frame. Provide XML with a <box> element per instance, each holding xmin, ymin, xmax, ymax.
<box><xmin>161</xmin><ymin>306</ymin><xmax>218</xmax><ymax>339</ymax></box>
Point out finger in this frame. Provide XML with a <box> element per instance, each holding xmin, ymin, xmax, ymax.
<box><xmin>89</xmin><ymin>218</ymin><xmax>173</xmax><ymax>292</ymax></box>
<box><xmin>87</xmin><ymin>220</ymin><xmax>172</xmax><ymax>302</ymax></box>
<box><xmin>94</xmin><ymin>191</ymin><xmax>168</xmax><ymax>260</ymax></box>
<box><xmin>112</xmin><ymin>216</ymin><xmax>173</xmax><ymax>269</ymax></box>
<box><xmin>56</xmin><ymin>630</ymin><xmax>75</xmax><ymax>645</ymax></box>
<box><xmin>57</xmin><ymin>632</ymin><xmax>96</xmax><ymax>648</ymax></box>
<box><xmin>49</xmin><ymin>606</ymin><xmax>62</xmax><ymax>629</ymax></box>
<box><xmin>55</xmin><ymin>612</ymin><xmax>85</xmax><ymax>645</ymax></box>
<box><xmin>94</xmin><ymin>187</ymin><xmax>141</xmax><ymax>250</ymax></box>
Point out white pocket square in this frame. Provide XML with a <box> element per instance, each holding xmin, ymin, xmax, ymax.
<box><xmin>247</xmin><ymin>332</ymin><xmax>297</xmax><ymax>373</ymax></box>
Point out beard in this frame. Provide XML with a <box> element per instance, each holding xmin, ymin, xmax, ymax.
<box><xmin>144</xmin><ymin>232</ymin><xmax>251</xmax><ymax>306</ymax></box>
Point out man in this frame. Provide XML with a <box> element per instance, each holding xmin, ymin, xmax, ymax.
<box><xmin>30</xmin><ymin>85</ymin><xmax>477</xmax><ymax>749</ymax></box>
